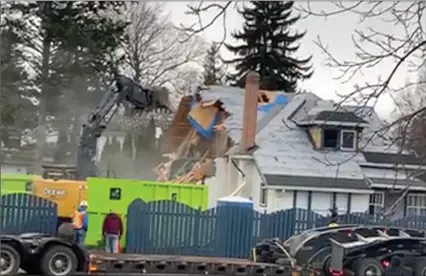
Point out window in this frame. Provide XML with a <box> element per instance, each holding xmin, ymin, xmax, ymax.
<box><xmin>369</xmin><ymin>192</ymin><xmax>384</xmax><ymax>215</ymax></box>
<box><xmin>260</xmin><ymin>183</ymin><xmax>267</xmax><ymax>206</ymax></box>
<box><xmin>109</xmin><ymin>188</ymin><xmax>121</xmax><ymax>200</ymax></box>
<box><xmin>407</xmin><ymin>194</ymin><xmax>426</xmax><ymax>216</ymax></box>
<box><xmin>340</xmin><ymin>130</ymin><xmax>357</xmax><ymax>150</ymax></box>
<box><xmin>323</xmin><ymin>129</ymin><xmax>339</xmax><ymax>148</ymax></box>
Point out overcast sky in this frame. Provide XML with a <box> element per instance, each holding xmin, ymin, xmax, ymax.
<box><xmin>164</xmin><ymin>2</ymin><xmax>421</xmax><ymax>120</ymax></box>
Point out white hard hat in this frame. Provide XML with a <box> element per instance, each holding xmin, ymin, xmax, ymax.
<box><xmin>80</xmin><ymin>200</ymin><xmax>89</xmax><ymax>207</ymax></box>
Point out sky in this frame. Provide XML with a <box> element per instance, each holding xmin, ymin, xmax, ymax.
<box><xmin>163</xmin><ymin>1</ymin><xmax>422</xmax><ymax>120</ymax></box>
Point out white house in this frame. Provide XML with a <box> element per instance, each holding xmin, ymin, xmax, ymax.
<box><xmin>204</xmin><ymin>74</ymin><xmax>426</xmax><ymax>218</ymax></box>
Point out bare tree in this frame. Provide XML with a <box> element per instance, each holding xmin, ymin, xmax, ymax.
<box><xmin>122</xmin><ymin>2</ymin><xmax>207</xmax><ymax>89</ymax></box>
<box><xmin>298</xmin><ymin>2</ymin><xmax>425</xmax><ymax>143</ymax></box>
<box><xmin>179</xmin><ymin>2</ymin><xmax>426</xmax><ymax>152</ymax></box>
<box><xmin>393</xmin><ymin>64</ymin><xmax>426</xmax><ymax>157</ymax></box>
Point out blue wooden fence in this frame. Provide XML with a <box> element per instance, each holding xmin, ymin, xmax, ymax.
<box><xmin>126</xmin><ymin>199</ymin><xmax>426</xmax><ymax>258</ymax></box>
<box><xmin>0</xmin><ymin>193</ymin><xmax>58</xmax><ymax>235</ymax></box>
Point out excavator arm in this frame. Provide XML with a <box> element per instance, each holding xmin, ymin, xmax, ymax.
<box><xmin>42</xmin><ymin>74</ymin><xmax>170</xmax><ymax>180</ymax></box>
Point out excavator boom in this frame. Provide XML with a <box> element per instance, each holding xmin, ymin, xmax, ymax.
<box><xmin>42</xmin><ymin>74</ymin><xmax>170</xmax><ymax>180</ymax></box>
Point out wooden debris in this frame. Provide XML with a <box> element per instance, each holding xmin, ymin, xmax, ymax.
<box><xmin>154</xmin><ymin>95</ymin><xmax>232</xmax><ymax>184</ymax></box>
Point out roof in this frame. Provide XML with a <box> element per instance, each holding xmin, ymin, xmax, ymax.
<box><xmin>367</xmin><ymin>177</ymin><xmax>426</xmax><ymax>189</ymax></box>
<box><xmin>363</xmin><ymin>151</ymin><xmax>424</xmax><ymax>166</ymax></box>
<box><xmin>253</xmin><ymin>93</ymin><xmax>366</xmax><ymax>180</ymax></box>
<box><xmin>264</xmin><ymin>174</ymin><xmax>370</xmax><ymax>191</ymax></box>
<box><xmin>200</xmin><ymin>86</ymin><xmax>294</xmax><ymax>142</ymax></box>
<box><xmin>298</xmin><ymin>111</ymin><xmax>368</xmax><ymax>125</ymax></box>
<box><xmin>314</xmin><ymin>111</ymin><xmax>367</xmax><ymax>124</ymax></box>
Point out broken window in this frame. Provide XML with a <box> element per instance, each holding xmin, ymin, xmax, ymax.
<box><xmin>323</xmin><ymin>129</ymin><xmax>339</xmax><ymax>148</ymax></box>
<box><xmin>340</xmin><ymin>130</ymin><xmax>357</xmax><ymax>150</ymax></box>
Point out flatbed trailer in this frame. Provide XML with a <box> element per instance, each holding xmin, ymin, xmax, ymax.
<box><xmin>1</xmin><ymin>233</ymin><xmax>313</xmax><ymax>276</ymax></box>
<box><xmin>87</xmin><ymin>251</ymin><xmax>303</xmax><ymax>275</ymax></box>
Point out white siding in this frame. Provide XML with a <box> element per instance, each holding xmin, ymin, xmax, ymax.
<box><xmin>1</xmin><ymin>164</ymin><xmax>27</xmax><ymax>174</ymax></box>
<box><xmin>311</xmin><ymin>192</ymin><xmax>332</xmax><ymax>216</ymax></box>
<box><xmin>296</xmin><ymin>191</ymin><xmax>309</xmax><ymax>209</ymax></box>
<box><xmin>205</xmin><ymin>157</ymin><xmax>264</xmax><ymax>210</ymax></box>
<box><xmin>335</xmin><ymin>193</ymin><xmax>349</xmax><ymax>214</ymax></box>
<box><xmin>351</xmin><ymin>193</ymin><xmax>370</xmax><ymax>213</ymax></box>
<box><xmin>205</xmin><ymin>158</ymin><xmax>230</xmax><ymax>208</ymax></box>
<box><xmin>267</xmin><ymin>189</ymin><xmax>294</xmax><ymax>213</ymax></box>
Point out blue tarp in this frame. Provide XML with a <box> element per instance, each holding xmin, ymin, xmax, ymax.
<box><xmin>257</xmin><ymin>94</ymin><xmax>288</xmax><ymax>113</ymax></box>
<box><xmin>187</xmin><ymin>112</ymin><xmax>219</xmax><ymax>139</ymax></box>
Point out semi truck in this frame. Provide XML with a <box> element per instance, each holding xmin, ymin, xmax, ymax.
<box><xmin>3</xmin><ymin>224</ymin><xmax>426</xmax><ymax>276</ymax></box>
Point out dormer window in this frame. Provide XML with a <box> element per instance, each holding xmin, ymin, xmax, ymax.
<box><xmin>324</xmin><ymin>129</ymin><xmax>339</xmax><ymax>148</ymax></box>
<box><xmin>321</xmin><ymin>128</ymin><xmax>358</xmax><ymax>151</ymax></box>
<box><xmin>340</xmin><ymin>130</ymin><xmax>357</xmax><ymax>151</ymax></box>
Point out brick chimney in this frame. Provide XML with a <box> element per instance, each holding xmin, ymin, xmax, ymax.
<box><xmin>240</xmin><ymin>71</ymin><xmax>260</xmax><ymax>152</ymax></box>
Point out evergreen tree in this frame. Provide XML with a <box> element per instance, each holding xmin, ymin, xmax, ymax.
<box><xmin>4</xmin><ymin>1</ymin><xmax>128</xmax><ymax>168</ymax></box>
<box><xmin>0</xmin><ymin>26</ymin><xmax>37</xmax><ymax>147</ymax></box>
<box><xmin>225</xmin><ymin>1</ymin><xmax>313</xmax><ymax>91</ymax></box>
<box><xmin>203</xmin><ymin>42</ymin><xmax>224</xmax><ymax>85</ymax></box>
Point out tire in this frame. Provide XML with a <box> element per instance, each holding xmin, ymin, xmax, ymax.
<box><xmin>413</xmin><ymin>257</ymin><xmax>426</xmax><ymax>276</ymax></box>
<box><xmin>353</xmin><ymin>258</ymin><xmax>384</xmax><ymax>276</ymax></box>
<box><xmin>40</xmin><ymin>245</ymin><xmax>77</xmax><ymax>276</ymax></box>
<box><xmin>0</xmin><ymin>244</ymin><xmax>20</xmax><ymax>276</ymax></box>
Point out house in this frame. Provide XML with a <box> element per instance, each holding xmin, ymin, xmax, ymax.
<box><xmin>199</xmin><ymin>72</ymin><xmax>426</xmax><ymax>218</ymax></box>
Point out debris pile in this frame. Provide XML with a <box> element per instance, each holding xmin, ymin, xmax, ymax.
<box><xmin>154</xmin><ymin>94</ymin><xmax>230</xmax><ymax>184</ymax></box>
<box><xmin>154</xmin><ymin>85</ymin><xmax>290</xmax><ymax>184</ymax></box>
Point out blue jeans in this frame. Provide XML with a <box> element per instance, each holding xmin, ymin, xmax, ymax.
<box><xmin>75</xmin><ymin>229</ymin><xmax>86</xmax><ymax>247</ymax></box>
<box><xmin>105</xmin><ymin>234</ymin><xmax>120</xmax><ymax>253</ymax></box>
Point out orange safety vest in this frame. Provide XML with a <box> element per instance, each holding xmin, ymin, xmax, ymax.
<box><xmin>72</xmin><ymin>210</ymin><xmax>86</xmax><ymax>229</ymax></box>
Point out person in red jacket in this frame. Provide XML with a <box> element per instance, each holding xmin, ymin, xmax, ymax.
<box><xmin>102</xmin><ymin>210</ymin><xmax>123</xmax><ymax>253</ymax></box>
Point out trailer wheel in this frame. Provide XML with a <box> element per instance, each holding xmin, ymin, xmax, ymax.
<box><xmin>0</xmin><ymin>244</ymin><xmax>20</xmax><ymax>276</ymax></box>
<box><xmin>413</xmin><ymin>258</ymin><xmax>426</xmax><ymax>276</ymax></box>
<box><xmin>40</xmin><ymin>245</ymin><xmax>77</xmax><ymax>276</ymax></box>
<box><xmin>353</xmin><ymin>258</ymin><xmax>384</xmax><ymax>276</ymax></box>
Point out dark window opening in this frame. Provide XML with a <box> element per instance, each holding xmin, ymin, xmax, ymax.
<box><xmin>109</xmin><ymin>188</ymin><xmax>121</xmax><ymax>200</ymax></box>
<box><xmin>260</xmin><ymin>183</ymin><xmax>267</xmax><ymax>206</ymax></box>
<box><xmin>171</xmin><ymin>193</ymin><xmax>177</xmax><ymax>201</ymax></box>
<box><xmin>323</xmin><ymin>129</ymin><xmax>339</xmax><ymax>148</ymax></box>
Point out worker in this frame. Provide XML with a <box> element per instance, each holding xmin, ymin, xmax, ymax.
<box><xmin>384</xmin><ymin>256</ymin><xmax>409</xmax><ymax>276</ymax></box>
<box><xmin>102</xmin><ymin>210</ymin><xmax>123</xmax><ymax>253</ymax></box>
<box><xmin>328</xmin><ymin>211</ymin><xmax>339</xmax><ymax>227</ymax></box>
<box><xmin>72</xmin><ymin>200</ymin><xmax>89</xmax><ymax>247</ymax></box>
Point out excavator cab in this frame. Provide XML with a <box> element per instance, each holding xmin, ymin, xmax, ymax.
<box><xmin>41</xmin><ymin>164</ymin><xmax>77</xmax><ymax>180</ymax></box>
<box><xmin>35</xmin><ymin>164</ymin><xmax>88</xmax><ymax>225</ymax></box>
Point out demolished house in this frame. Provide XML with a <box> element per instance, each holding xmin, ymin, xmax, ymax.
<box><xmin>156</xmin><ymin>73</ymin><xmax>290</xmax><ymax>184</ymax></box>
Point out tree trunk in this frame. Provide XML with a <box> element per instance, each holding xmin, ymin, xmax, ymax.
<box><xmin>34</xmin><ymin>2</ymin><xmax>52</xmax><ymax>174</ymax></box>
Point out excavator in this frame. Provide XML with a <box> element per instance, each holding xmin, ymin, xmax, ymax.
<box><xmin>32</xmin><ymin>72</ymin><xmax>171</xmax><ymax>226</ymax></box>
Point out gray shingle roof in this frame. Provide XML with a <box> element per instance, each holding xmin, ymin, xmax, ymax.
<box><xmin>363</xmin><ymin>151</ymin><xmax>424</xmax><ymax>166</ymax></box>
<box><xmin>314</xmin><ymin>111</ymin><xmax>367</xmax><ymax>124</ymax></box>
<box><xmin>367</xmin><ymin>177</ymin><xmax>426</xmax><ymax>189</ymax></box>
<box><xmin>264</xmin><ymin>174</ymin><xmax>370</xmax><ymax>190</ymax></box>
<box><xmin>253</xmin><ymin>93</ymin><xmax>366</xmax><ymax>180</ymax></box>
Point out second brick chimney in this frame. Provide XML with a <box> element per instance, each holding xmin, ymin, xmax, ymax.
<box><xmin>240</xmin><ymin>71</ymin><xmax>260</xmax><ymax>152</ymax></box>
